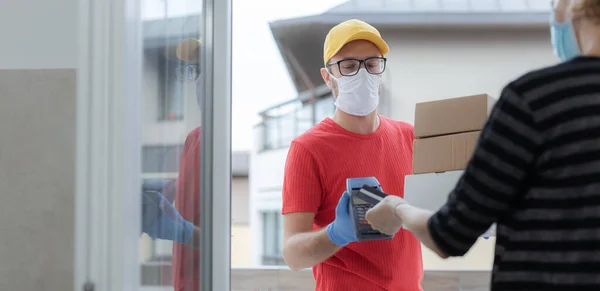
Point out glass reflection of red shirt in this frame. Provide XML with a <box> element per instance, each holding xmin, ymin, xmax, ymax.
<box><xmin>172</xmin><ymin>127</ymin><xmax>201</xmax><ymax>291</ymax></box>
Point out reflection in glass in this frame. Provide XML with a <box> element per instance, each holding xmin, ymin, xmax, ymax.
<box><xmin>138</xmin><ymin>1</ymin><xmax>204</xmax><ymax>291</ymax></box>
<box><xmin>158</xmin><ymin>57</ymin><xmax>186</xmax><ymax>121</ymax></box>
<box><xmin>176</xmin><ymin>64</ymin><xmax>201</xmax><ymax>81</ymax></box>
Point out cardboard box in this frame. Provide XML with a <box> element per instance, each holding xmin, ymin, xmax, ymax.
<box><xmin>414</xmin><ymin>94</ymin><xmax>495</xmax><ymax>138</ymax></box>
<box><xmin>403</xmin><ymin>170</ymin><xmax>496</xmax><ymax>237</ymax></box>
<box><xmin>412</xmin><ymin>131</ymin><xmax>480</xmax><ymax>174</ymax></box>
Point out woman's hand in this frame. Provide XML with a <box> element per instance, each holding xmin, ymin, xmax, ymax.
<box><xmin>365</xmin><ymin>195</ymin><xmax>406</xmax><ymax>236</ymax></box>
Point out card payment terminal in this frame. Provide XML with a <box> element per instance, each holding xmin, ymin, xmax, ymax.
<box><xmin>347</xmin><ymin>177</ymin><xmax>393</xmax><ymax>241</ymax></box>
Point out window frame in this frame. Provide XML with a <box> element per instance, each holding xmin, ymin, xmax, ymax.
<box><xmin>75</xmin><ymin>0</ymin><xmax>232</xmax><ymax>290</ymax></box>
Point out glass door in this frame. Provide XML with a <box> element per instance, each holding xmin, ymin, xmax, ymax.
<box><xmin>74</xmin><ymin>0</ymin><xmax>232</xmax><ymax>290</ymax></box>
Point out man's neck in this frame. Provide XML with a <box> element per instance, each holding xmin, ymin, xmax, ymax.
<box><xmin>332</xmin><ymin>110</ymin><xmax>380</xmax><ymax>135</ymax></box>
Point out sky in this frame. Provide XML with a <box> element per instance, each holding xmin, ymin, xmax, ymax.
<box><xmin>231</xmin><ymin>0</ymin><xmax>344</xmax><ymax>150</ymax></box>
<box><xmin>230</xmin><ymin>0</ymin><xmax>347</xmax><ymax>150</ymax></box>
<box><xmin>143</xmin><ymin>0</ymin><xmax>346</xmax><ymax>151</ymax></box>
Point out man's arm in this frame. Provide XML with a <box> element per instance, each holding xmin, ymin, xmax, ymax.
<box><xmin>283</xmin><ymin>213</ymin><xmax>341</xmax><ymax>270</ymax></box>
<box><xmin>281</xmin><ymin>141</ymin><xmax>344</xmax><ymax>270</ymax></box>
<box><xmin>423</xmin><ymin>85</ymin><xmax>542</xmax><ymax>257</ymax></box>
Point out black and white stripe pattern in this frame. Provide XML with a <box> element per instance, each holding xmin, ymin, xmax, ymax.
<box><xmin>428</xmin><ymin>56</ymin><xmax>600</xmax><ymax>291</ymax></box>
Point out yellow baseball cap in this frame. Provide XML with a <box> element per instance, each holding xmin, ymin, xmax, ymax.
<box><xmin>175</xmin><ymin>38</ymin><xmax>201</xmax><ymax>63</ymax></box>
<box><xmin>323</xmin><ymin>19</ymin><xmax>389</xmax><ymax>66</ymax></box>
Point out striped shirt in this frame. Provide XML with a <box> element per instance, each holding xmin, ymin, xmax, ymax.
<box><xmin>428</xmin><ymin>56</ymin><xmax>600</xmax><ymax>291</ymax></box>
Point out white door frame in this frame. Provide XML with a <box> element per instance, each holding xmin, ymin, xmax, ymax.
<box><xmin>73</xmin><ymin>0</ymin><xmax>232</xmax><ymax>289</ymax></box>
<box><xmin>74</xmin><ymin>0</ymin><xmax>143</xmax><ymax>289</ymax></box>
<box><xmin>200</xmin><ymin>0</ymin><xmax>233</xmax><ymax>290</ymax></box>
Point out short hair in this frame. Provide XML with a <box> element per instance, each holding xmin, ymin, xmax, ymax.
<box><xmin>572</xmin><ymin>0</ymin><xmax>600</xmax><ymax>22</ymax></box>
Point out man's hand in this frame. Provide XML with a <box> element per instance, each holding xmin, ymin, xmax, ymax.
<box><xmin>142</xmin><ymin>179</ymin><xmax>177</xmax><ymax>203</ymax></box>
<box><xmin>365</xmin><ymin>195</ymin><xmax>406</xmax><ymax>236</ymax></box>
<box><xmin>325</xmin><ymin>191</ymin><xmax>358</xmax><ymax>246</ymax></box>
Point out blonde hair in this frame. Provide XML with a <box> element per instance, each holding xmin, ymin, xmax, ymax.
<box><xmin>571</xmin><ymin>0</ymin><xmax>600</xmax><ymax>22</ymax></box>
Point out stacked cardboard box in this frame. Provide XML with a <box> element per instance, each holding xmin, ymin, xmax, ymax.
<box><xmin>404</xmin><ymin>94</ymin><xmax>497</xmax><ymax>237</ymax></box>
<box><xmin>412</xmin><ymin>94</ymin><xmax>496</xmax><ymax>174</ymax></box>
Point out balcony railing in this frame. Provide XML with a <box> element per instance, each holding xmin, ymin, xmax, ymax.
<box><xmin>255</xmin><ymin>95</ymin><xmax>335</xmax><ymax>152</ymax></box>
<box><xmin>140</xmin><ymin>263</ymin><xmax>493</xmax><ymax>291</ymax></box>
<box><xmin>261</xmin><ymin>254</ymin><xmax>286</xmax><ymax>266</ymax></box>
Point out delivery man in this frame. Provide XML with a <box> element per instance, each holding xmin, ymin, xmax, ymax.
<box><xmin>281</xmin><ymin>19</ymin><xmax>423</xmax><ymax>291</ymax></box>
<box><xmin>140</xmin><ymin>38</ymin><xmax>204</xmax><ymax>291</ymax></box>
<box><xmin>169</xmin><ymin>38</ymin><xmax>203</xmax><ymax>291</ymax></box>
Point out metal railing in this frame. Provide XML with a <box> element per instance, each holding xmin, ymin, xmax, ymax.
<box><xmin>140</xmin><ymin>264</ymin><xmax>493</xmax><ymax>290</ymax></box>
<box><xmin>255</xmin><ymin>95</ymin><xmax>335</xmax><ymax>152</ymax></box>
<box><xmin>261</xmin><ymin>255</ymin><xmax>286</xmax><ymax>266</ymax></box>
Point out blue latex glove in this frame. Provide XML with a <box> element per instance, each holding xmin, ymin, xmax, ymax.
<box><xmin>326</xmin><ymin>191</ymin><xmax>358</xmax><ymax>246</ymax></box>
<box><xmin>142</xmin><ymin>179</ymin><xmax>177</xmax><ymax>203</ymax></box>
<box><xmin>141</xmin><ymin>190</ymin><xmax>195</xmax><ymax>244</ymax></box>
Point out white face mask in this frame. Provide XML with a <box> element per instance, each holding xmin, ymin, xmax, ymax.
<box><xmin>329</xmin><ymin>69</ymin><xmax>382</xmax><ymax>116</ymax></box>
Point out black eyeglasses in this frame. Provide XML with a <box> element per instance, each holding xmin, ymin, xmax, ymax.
<box><xmin>326</xmin><ymin>57</ymin><xmax>387</xmax><ymax>76</ymax></box>
<box><xmin>175</xmin><ymin>64</ymin><xmax>201</xmax><ymax>81</ymax></box>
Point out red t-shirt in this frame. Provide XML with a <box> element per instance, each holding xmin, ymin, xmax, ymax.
<box><xmin>282</xmin><ymin>116</ymin><xmax>423</xmax><ymax>291</ymax></box>
<box><xmin>172</xmin><ymin>127</ymin><xmax>201</xmax><ymax>291</ymax></box>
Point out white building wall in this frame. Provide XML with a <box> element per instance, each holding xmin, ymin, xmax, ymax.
<box><xmin>382</xmin><ymin>28</ymin><xmax>556</xmax><ymax>123</ymax></box>
<box><xmin>250</xmin><ymin>145</ymin><xmax>289</xmax><ymax>265</ymax></box>
<box><xmin>250</xmin><ymin>27</ymin><xmax>558</xmax><ymax>268</ymax></box>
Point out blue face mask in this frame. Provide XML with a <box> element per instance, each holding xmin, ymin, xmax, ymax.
<box><xmin>550</xmin><ymin>12</ymin><xmax>581</xmax><ymax>62</ymax></box>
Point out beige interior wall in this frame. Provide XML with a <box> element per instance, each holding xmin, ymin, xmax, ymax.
<box><xmin>0</xmin><ymin>69</ymin><xmax>77</xmax><ymax>290</ymax></box>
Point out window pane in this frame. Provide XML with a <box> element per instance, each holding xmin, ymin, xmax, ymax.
<box><xmin>264</xmin><ymin>118</ymin><xmax>279</xmax><ymax>150</ymax></box>
<box><xmin>262</xmin><ymin>212</ymin><xmax>275</xmax><ymax>257</ymax></box>
<box><xmin>277</xmin><ymin>213</ymin><xmax>284</xmax><ymax>256</ymax></box>
<box><xmin>259</xmin><ymin>211</ymin><xmax>285</xmax><ymax>266</ymax></box>
<box><xmin>279</xmin><ymin>114</ymin><xmax>295</xmax><ymax>147</ymax></box>
<box><xmin>139</xmin><ymin>1</ymin><xmax>206</xmax><ymax>291</ymax></box>
<box><xmin>156</xmin><ymin>55</ymin><xmax>186</xmax><ymax>121</ymax></box>
<box><xmin>142</xmin><ymin>145</ymin><xmax>184</xmax><ymax>173</ymax></box>
<box><xmin>168</xmin><ymin>74</ymin><xmax>186</xmax><ymax>120</ymax></box>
